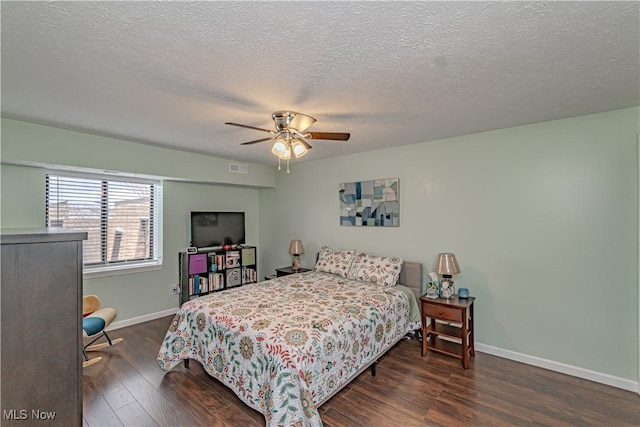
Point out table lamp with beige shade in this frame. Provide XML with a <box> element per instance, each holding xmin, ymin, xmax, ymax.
<box><xmin>435</xmin><ymin>253</ymin><xmax>460</xmax><ymax>299</ymax></box>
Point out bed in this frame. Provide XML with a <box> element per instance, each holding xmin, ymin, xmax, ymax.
<box><xmin>158</xmin><ymin>248</ymin><xmax>422</xmax><ymax>426</ymax></box>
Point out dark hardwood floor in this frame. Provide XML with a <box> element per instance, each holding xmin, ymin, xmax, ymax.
<box><xmin>83</xmin><ymin>316</ymin><xmax>640</xmax><ymax>426</ymax></box>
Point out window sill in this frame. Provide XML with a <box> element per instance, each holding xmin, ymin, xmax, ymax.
<box><xmin>83</xmin><ymin>261</ymin><xmax>162</xmax><ymax>279</ymax></box>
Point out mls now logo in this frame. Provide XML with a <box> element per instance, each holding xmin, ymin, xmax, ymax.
<box><xmin>3</xmin><ymin>409</ymin><xmax>56</xmax><ymax>420</ymax></box>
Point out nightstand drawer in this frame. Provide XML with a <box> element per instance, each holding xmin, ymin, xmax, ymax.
<box><xmin>422</xmin><ymin>304</ymin><xmax>463</xmax><ymax>323</ymax></box>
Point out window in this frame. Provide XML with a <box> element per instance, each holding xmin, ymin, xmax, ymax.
<box><xmin>46</xmin><ymin>171</ymin><xmax>162</xmax><ymax>275</ymax></box>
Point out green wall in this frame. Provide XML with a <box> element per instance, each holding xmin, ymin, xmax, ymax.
<box><xmin>1</xmin><ymin>118</ymin><xmax>270</xmax><ymax>321</ymax></box>
<box><xmin>1</xmin><ymin>118</ymin><xmax>276</xmax><ymax>187</ymax></box>
<box><xmin>1</xmin><ymin>108</ymin><xmax>638</xmax><ymax>386</ymax></box>
<box><xmin>0</xmin><ymin>163</ymin><xmax>45</xmax><ymax>226</ymax></box>
<box><xmin>259</xmin><ymin>107</ymin><xmax>639</xmax><ymax>384</ymax></box>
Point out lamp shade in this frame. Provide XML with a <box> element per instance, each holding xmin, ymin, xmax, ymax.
<box><xmin>289</xmin><ymin>240</ymin><xmax>305</xmax><ymax>255</ymax></box>
<box><xmin>291</xmin><ymin>138</ymin><xmax>311</xmax><ymax>158</ymax></box>
<box><xmin>271</xmin><ymin>139</ymin><xmax>291</xmax><ymax>160</ymax></box>
<box><xmin>435</xmin><ymin>253</ymin><xmax>460</xmax><ymax>275</ymax></box>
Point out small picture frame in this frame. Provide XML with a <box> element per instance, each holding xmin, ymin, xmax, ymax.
<box><xmin>425</xmin><ymin>281</ymin><xmax>439</xmax><ymax>298</ymax></box>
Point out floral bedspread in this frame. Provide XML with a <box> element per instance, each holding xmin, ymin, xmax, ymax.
<box><xmin>157</xmin><ymin>271</ymin><xmax>413</xmax><ymax>427</ymax></box>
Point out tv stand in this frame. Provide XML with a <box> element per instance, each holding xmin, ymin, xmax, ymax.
<box><xmin>178</xmin><ymin>245</ymin><xmax>257</xmax><ymax>305</ymax></box>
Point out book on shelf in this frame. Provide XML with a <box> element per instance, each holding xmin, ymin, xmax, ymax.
<box><xmin>189</xmin><ymin>274</ymin><xmax>210</xmax><ymax>296</ymax></box>
<box><xmin>208</xmin><ymin>272</ymin><xmax>224</xmax><ymax>290</ymax></box>
<box><xmin>215</xmin><ymin>254</ymin><xmax>225</xmax><ymax>271</ymax></box>
<box><xmin>242</xmin><ymin>267</ymin><xmax>257</xmax><ymax>283</ymax></box>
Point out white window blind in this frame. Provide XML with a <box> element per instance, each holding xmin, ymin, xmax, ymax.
<box><xmin>46</xmin><ymin>172</ymin><xmax>162</xmax><ymax>271</ymax></box>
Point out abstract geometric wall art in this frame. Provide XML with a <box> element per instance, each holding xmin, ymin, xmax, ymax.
<box><xmin>339</xmin><ymin>178</ymin><xmax>399</xmax><ymax>226</ymax></box>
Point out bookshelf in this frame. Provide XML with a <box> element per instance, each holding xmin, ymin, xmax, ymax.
<box><xmin>178</xmin><ymin>246</ymin><xmax>257</xmax><ymax>305</ymax></box>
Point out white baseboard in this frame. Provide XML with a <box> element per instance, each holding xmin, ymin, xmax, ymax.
<box><xmin>476</xmin><ymin>342</ymin><xmax>639</xmax><ymax>393</ymax></box>
<box><xmin>107</xmin><ymin>307</ymin><xmax>177</xmax><ymax>331</ymax></box>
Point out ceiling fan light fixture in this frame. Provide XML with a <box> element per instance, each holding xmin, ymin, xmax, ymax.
<box><xmin>226</xmin><ymin>110</ymin><xmax>350</xmax><ymax>172</ymax></box>
<box><xmin>271</xmin><ymin>139</ymin><xmax>291</xmax><ymax>160</ymax></box>
<box><xmin>291</xmin><ymin>138</ymin><xmax>309</xmax><ymax>158</ymax></box>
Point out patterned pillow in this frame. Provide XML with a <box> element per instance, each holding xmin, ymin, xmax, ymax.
<box><xmin>347</xmin><ymin>253</ymin><xmax>404</xmax><ymax>287</ymax></box>
<box><xmin>314</xmin><ymin>246</ymin><xmax>357</xmax><ymax>278</ymax></box>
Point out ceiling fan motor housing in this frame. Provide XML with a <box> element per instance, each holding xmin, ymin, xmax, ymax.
<box><xmin>272</xmin><ymin>111</ymin><xmax>317</xmax><ymax>133</ymax></box>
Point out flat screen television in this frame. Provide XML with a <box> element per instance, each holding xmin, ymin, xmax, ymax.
<box><xmin>190</xmin><ymin>211</ymin><xmax>246</xmax><ymax>248</ymax></box>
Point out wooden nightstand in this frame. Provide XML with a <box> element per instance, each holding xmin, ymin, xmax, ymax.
<box><xmin>275</xmin><ymin>266</ymin><xmax>312</xmax><ymax>277</ymax></box>
<box><xmin>420</xmin><ymin>295</ymin><xmax>475</xmax><ymax>369</ymax></box>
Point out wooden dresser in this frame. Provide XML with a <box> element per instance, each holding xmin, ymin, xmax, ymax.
<box><xmin>1</xmin><ymin>228</ymin><xmax>87</xmax><ymax>426</ymax></box>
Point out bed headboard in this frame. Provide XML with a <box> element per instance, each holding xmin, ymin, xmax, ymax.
<box><xmin>399</xmin><ymin>261</ymin><xmax>423</xmax><ymax>301</ymax></box>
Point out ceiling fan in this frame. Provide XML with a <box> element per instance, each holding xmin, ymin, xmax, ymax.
<box><xmin>225</xmin><ymin>111</ymin><xmax>350</xmax><ymax>173</ymax></box>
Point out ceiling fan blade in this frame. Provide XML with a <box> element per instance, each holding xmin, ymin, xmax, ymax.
<box><xmin>305</xmin><ymin>132</ymin><xmax>350</xmax><ymax>141</ymax></box>
<box><xmin>240</xmin><ymin>137</ymin><xmax>275</xmax><ymax>145</ymax></box>
<box><xmin>225</xmin><ymin>122</ymin><xmax>275</xmax><ymax>134</ymax></box>
<box><xmin>289</xmin><ymin>113</ymin><xmax>317</xmax><ymax>133</ymax></box>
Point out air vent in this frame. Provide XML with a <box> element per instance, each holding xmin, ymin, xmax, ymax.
<box><xmin>229</xmin><ymin>162</ymin><xmax>249</xmax><ymax>174</ymax></box>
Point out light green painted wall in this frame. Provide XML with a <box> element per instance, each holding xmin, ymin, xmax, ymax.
<box><xmin>1</xmin><ymin>118</ymin><xmax>276</xmax><ymax>187</ymax></box>
<box><xmin>1</xmin><ymin>118</ymin><xmax>267</xmax><ymax>321</ymax></box>
<box><xmin>1</xmin><ymin>163</ymin><xmax>45</xmax><ymax>226</ymax></box>
<box><xmin>1</xmin><ymin>109</ymin><xmax>638</xmax><ymax>383</ymax></box>
<box><xmin>259</xmin><ymin>107</ymin><xmax>639</xmax><ymax>382</ymax></box>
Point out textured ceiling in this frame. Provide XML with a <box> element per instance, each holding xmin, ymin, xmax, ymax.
<box><xmin>1</xmin><ymin>1</ymin><xmax>639</xmax><ymax>167</ymax></box>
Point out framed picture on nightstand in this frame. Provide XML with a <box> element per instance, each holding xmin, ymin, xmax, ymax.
<box><xmin>425</xmin><ymin>281</ymin><xmax>439</xmax><ymax>298</ymax></box>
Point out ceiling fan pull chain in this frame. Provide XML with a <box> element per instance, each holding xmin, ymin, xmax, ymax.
<box><xmin>278</xmin><ymin>158</ymin><xmax>281</xmax><ymax>171</ymax></box>
<box><xmin>286</xmin><ymin>159</ymin><xmax>290</xmax><ymax>174</ymax></box>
